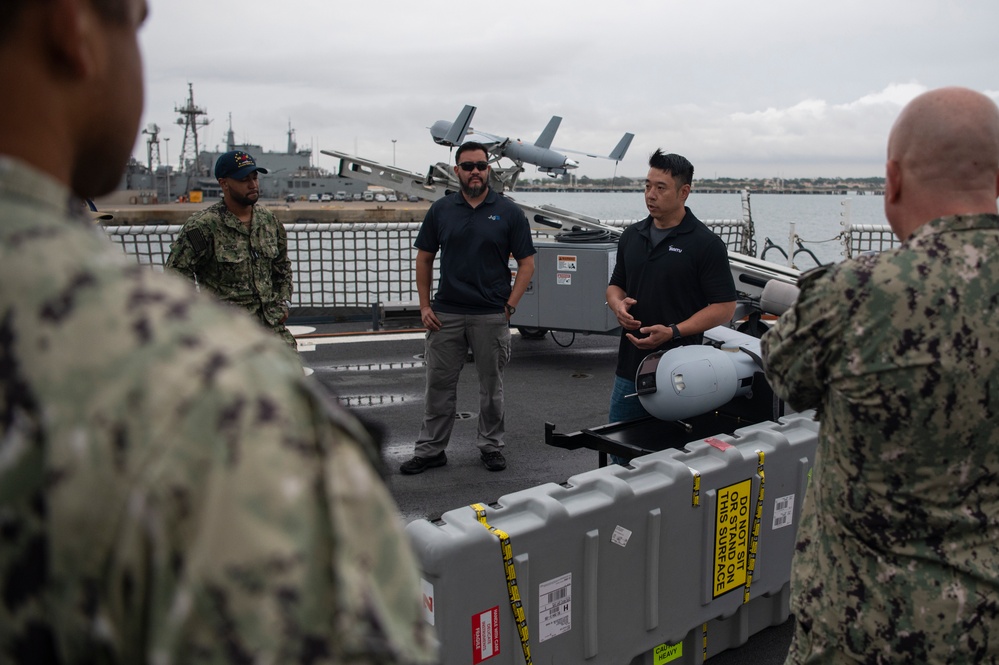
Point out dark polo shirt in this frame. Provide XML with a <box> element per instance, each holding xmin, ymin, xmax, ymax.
<box><xmin>609</xmin><ymin>207</ymin><xmax>737</xmax><ymax>379</ymax></box>
<box><xmin>415</xmin><ymin>188</ymin><xmax>536</xmax><ymax>315</ymax></box>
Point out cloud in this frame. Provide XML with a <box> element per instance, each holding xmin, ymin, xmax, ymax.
<box><xmin>844</xmin><ymin>83</ymin><xmax>928</xmax><ymax>109</ymax></box>
<box><xmin>135</xmin><ymin>0</ymin><xmax>999</xmax><ymax>180</ymax></box>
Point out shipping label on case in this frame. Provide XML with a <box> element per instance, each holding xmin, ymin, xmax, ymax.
<box><xmin>772</xmin><ymin>494</ymin><xmax>795</xmax><ymax>529</ymax></box>
<box><xmin>538</xmin><ymin>573</ymin><xmax>572</xmax><ymax>642</ymax></box>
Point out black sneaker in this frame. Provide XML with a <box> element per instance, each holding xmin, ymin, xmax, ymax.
<box><xmin>400</xmin><ymin>451</ymin><xmax>447</xmax><ymax>475</ymax></box>
<box><xmin>480</xmin><ymin>450</ymin><xmax>506</xmax><ymax>472</ymax></box>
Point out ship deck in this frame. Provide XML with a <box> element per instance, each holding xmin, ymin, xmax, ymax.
<box><xmin>294</xmin><ymin>318</ymin><xmax>794</xmax><ymax>664</ymax></box>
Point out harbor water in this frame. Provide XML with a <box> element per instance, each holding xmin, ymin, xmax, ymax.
<box><xmin>511</xmin><ymin>190</ymin><xmax>889</xmax><ymax>267</ymax></box>
<box><xmin>106</xmin><ymin>191</ymin><xmax>891</xmax><ymax>310</ymax></box>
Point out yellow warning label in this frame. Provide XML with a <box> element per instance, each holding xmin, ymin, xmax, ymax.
<box><xmin>654</xmin><ymin>642</ymin><xmax>683</xmax><ymax>664</ymax></box>
<box><xmin>713</xmin><ymin>478</ymin><xmax>752</xmax><ymax>597</ymax></box>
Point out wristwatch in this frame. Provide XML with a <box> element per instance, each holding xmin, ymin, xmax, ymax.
<box><xmin>505</xmin><ymin>303</ymin><xmax>516</xmax><ymax>316</ymax></box>
<box><xmin>669</xmin><ymin>324</ymin><xmax>682</xmax><ymax>340</ymax></box>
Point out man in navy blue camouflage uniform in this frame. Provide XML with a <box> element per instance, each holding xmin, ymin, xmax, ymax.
<box><xmin>167</xmin><ymin>150</ymin><xmax>296</xmax><ymax>349</ymax></box>
<box><xmin>763</xmin><ymin>86</ymin><xmax>999</xmax><ymax>665</ymax></box>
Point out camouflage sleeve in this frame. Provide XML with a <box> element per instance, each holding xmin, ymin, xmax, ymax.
<box><xmin>1</xmin><ymin>198</ymin><xmax>435</xmax><ymax>663</ymax></box>
<box><xmin>272</xmin><ymin>218</ymin><xmax>293</xmax><ymax>302</ymax></box>
<box><xmin>165</xmin><ymin>218</ymin><xmax>212</xmax><ymax>282</ymax></box>
<box><xmin>107</xmin><ymin>332</ymin><xmax>438</xmax><ymax>664</ymax></box>
<box><xmin>760</xmin><ymin>265</ymin><xmax>839</xmax><ymax>412</ymax></box>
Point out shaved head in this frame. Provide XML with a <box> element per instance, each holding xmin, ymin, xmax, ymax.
<box><xmin>889</xmin><ymin>87</ymin><xmax>999</xmax><ymax>188</ymax></box>
<box><xmin>884</xmin><ymin>87</ymin><xmax>999</xmax><ymax>239</ymax></box>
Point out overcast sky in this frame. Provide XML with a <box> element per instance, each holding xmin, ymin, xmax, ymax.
<box><xmin>136</xmin><ymin>0</ymin><xmax>999</xmax><ymax>181</ymax></box>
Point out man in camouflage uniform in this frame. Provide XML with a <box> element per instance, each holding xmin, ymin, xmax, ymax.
<box><xmin>762</xmin><ymin>87</ymin><xmax>999</xmax><ymax>664</ymax></box>
<box><xmin>167</xmin><ymin>149</ymin><xmax>297</xmax><ymax>349</ymax></box>
<box><xmin>0</xmin><ymin>0</ymin><xmax>437</xmax><ymax>663</ymax></box>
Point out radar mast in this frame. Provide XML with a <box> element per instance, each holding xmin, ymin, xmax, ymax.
<box><xmin>175</xmin><ymin>83</ymin><xmax>210</xmax><ymax>175</ymax></box>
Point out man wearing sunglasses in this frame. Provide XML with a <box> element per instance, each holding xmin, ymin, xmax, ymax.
<box><xmin>401</xmin><ymin>142</ymin><xmax>536</xmax><ymax>474</ymax></box>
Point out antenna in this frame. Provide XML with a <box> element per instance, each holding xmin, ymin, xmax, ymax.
<box><xmin>141</xmin><ymin>123</ymin><xmax>160</xmax><ymax>171</ymax></box>
<box><xmin>287</xmin><ymin>120</ymin><xmax>298</xmax><ymax>155</ymax></box>
<box><xmin>175</xmin><ymin>83</ymin><xmax>210</xmax><ymax>175</ymax></box>
<box><xmin>225</xmin><ymin>113</ymin><xmax>235</xmax><ymax>152</ymax></box>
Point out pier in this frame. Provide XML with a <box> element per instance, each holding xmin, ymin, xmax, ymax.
<box><xmin>514</xmin><ymin>185</ymin><xmax>884</xmax><ymax>195</ymax></box>
<box><xmin>94</xmin><ymin>199</ymin><xmax>432</xmax><ymax>226</ymax></box>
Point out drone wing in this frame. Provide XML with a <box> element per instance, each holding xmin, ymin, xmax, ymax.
<box><xmin>557</xmin><ymin>132</ymin><xmax>635</xmax><ymax>162</ymax></box>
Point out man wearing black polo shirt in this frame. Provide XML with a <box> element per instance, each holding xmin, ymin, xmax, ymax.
<box><xmin>606</xmin><ymin>150</ymin><xmax>737</xmax><ymax>442</ymax></box>
<box><xmin>401</xmin><ymin>142</ymin><xmax>536</xmax><ymax>474</ymax></box>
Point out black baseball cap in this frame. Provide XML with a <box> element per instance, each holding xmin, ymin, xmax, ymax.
<box><xmin>214</xmin><ymin>150</ymin><xmax>269</xmax><ymax>179</ymax></box>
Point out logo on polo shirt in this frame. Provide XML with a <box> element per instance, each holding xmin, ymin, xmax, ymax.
<box><xmin>668</xmin><ymin>245</ymin><xmax>683</xmax><ymax>253</ymax></box>
<box><xmin>488</xmin><ymin>215</ymin><xmax>501</xmax><ymax>221</ymax></box>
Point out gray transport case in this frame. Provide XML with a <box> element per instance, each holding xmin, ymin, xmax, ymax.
<box><xmin>406</xmin><ymin>414</ymin><xmax>819</xmax><ymax>665</ymax></box>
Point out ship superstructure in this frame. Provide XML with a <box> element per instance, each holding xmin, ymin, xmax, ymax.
<box><xmin>118</xmin><ymin>84</ymin><xmax>364</xmax><ymax>202</ymax></box>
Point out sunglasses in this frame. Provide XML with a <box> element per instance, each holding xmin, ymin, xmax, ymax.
<box><xmin>458</xmin><ymin>161</ymin><xmax>490</xmax><ymax>172</ymax></box>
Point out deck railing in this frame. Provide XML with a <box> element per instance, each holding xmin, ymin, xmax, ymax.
<box><xmin>103</xmin><ymin>220</ymin><xmax>893</xmax><ymax>312</ymax></box>
<box><xmin>841</xmin><ymin>223</ymin><xmax>900</xmax><ymax>257</ymax></box>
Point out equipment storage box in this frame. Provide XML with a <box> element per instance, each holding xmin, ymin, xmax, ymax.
<box><xmin>406</xmin><ymin>413</ymin><xmax>819</xmax><ymax>665</ymax></box>
<box><xmin>511</xmin><ymin>241</ymin><xmax>619</xmax><ymax>334</ymax></box>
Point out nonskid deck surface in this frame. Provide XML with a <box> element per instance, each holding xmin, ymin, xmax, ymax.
<box><xmin>292</xmin><ymin>321</ymin><xmax>794</xmax><ymax>664</ymax></box>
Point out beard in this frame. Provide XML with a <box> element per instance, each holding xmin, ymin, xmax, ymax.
<box><xmin>229</xmin><ymin>190</ymin><xmax>259</xmax><ymax>207</ymax></box>
<box><xmin>460</xmin><ymin>177</ymin><xmax>486</xmax><ymax>199</ymax></box>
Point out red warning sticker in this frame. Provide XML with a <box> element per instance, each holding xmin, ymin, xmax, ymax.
<box><xmin>472</xmin><ymin>606</ymin><xmax>501</xmax><ymax>663</ymax></box>
<box><xmin>705</xmin><ymin>437</ymin><xmax>733</xmax><ymax>451</ymax></box>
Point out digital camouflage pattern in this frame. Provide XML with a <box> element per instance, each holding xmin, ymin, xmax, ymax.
<box><xmin>762</xmin><ymin>213</ymin><xmax>999</xmax><ymax>664</ymax></box>
<box><xmin>166</xmin><ymin>200</ymin><xmax>296</xmax><ymax>349</ymax></box>
<box><xmin>0</xmin><ymin>158</ymin><xmax>438</xmax><ymax>664</ymax></box>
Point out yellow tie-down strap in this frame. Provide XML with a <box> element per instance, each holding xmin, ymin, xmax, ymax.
<box><xmin>691</xmin><ymin>469</ymin><xmax>702</xmax><ymax>507</ymax></box>
<box><xmin>471</xmin><ymin>503</ymin><xmax>533</xmax><ymax>665</ymax></box>
<box><xmin>743</xmin><ymin>450</ymin><xmax>766</xmax><ymax>604</ymax></box>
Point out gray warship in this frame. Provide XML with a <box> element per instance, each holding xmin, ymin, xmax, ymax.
<box><xmin>117</xmin><ymin>83</ymin><xmax>365</xmax><ymax>203</ymax></box>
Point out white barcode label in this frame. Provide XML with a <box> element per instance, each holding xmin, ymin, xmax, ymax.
<box><xmin>611</xmin><ymin>525</ymin><xmax>632</xmax><ymax>548</ymax></box>
<box><xmin>772</xmin><ymin>494</ymin><xmax>795</xmax><ymax>530</ymax></box>
<box><xmin>545</xmin><ymin>586</ymin><xmax>568</xmax><ymax>604</ymax></box>
<box><xmin>539</xmin><ymin>573</ymin><xmax>572</xmax><ymax>642</ymax></box>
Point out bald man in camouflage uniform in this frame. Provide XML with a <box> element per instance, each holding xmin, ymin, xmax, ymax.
<box><xmin>762</xmin><ymin>87</ymin><xmax>999</xmax><ymax>664</ymax></box>
<box><xmin>0</xmin><ymin>0</ymin><xmax>437</xmax><ymax>663</ymax></box>
<box><xmin>167</xmin><ymin>149</ymin><xmax>297</xmax><ymax>350</ymax></box>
